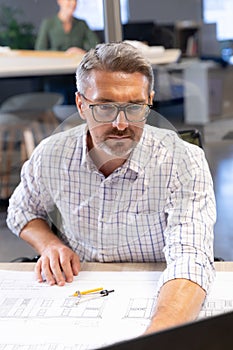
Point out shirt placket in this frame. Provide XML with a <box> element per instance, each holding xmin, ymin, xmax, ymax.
<box><xmin>97</xmin><ymin>177</ymin><xmax>115</xmax><ymax>256</ymax></box>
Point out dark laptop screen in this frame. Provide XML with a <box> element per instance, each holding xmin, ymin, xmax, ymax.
<box><xmin>97</xmin><ymin>311</ymin><xmax>233</xmax><ymax>350</ymax></box>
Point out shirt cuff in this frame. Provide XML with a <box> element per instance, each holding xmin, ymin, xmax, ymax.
<box><xmin>155</xmin><ymin>255</ymin><xmax>216</xmax><ymax>296</ymax></box>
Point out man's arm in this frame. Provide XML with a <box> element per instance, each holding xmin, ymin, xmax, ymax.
<box><xmin>20</xmin><ymin>218</ymin><xmax>81</xmax><ymax>286</ymax></box>
<box><xmin>144</xmin><ymin>140</ymin><xmax>215</xmax><ymax>333</ymax></box>
<box><xmin>145</xmin><ymin>278</ymin><xmax>205</xmax><ymax>334</ymax></box>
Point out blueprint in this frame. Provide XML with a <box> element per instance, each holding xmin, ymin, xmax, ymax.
<box><xmin>0</xmin><ymin>270</ymin><xmax>232</xmax><ymax>349</ymax></box>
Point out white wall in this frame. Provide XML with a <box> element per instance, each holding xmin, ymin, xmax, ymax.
<box><xmin>0</xmin><ymin>0</ymin><xmax>58</xmax><ymax>29</ymax></box>
<box><xmin>128</xmin><ymin>0</ymin><xmax>202</xmax><ymax>24</ymax></box>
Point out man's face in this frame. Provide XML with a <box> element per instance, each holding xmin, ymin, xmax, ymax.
<box><xmin>76</xmin><ymin>70</ymin><xmax>153</xmax><ymax>159</ymax></box>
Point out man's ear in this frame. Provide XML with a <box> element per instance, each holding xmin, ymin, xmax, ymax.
<box><xmin>75</xmin><ymin>93</ymin><xmax>86</xmax><ymax>120</ymax></box>
<box><xmin>149</xmin><ymin>90</ymin><xmax>155</xmax><ymax>105</ymax></box>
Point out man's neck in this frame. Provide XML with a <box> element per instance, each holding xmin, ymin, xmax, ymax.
<box><xmin>88</xmin><ymin>147</ymin><xmax>127</xmax><ymax>177</ymax></box>
<box><xmin>87</xmin><ymin>133</ymin><xmax>128</xmax><ymax>177</ymax></box>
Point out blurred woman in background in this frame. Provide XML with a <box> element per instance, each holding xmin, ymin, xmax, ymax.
<box><xmin>35</xmin><ymin>0</ymin><xmax>99</xmax><ymax>54</ymax></box>
<box><xmin>35</xmin><ymin>0</ymin><xmax>100</xmax><ymax>104</ymax></box>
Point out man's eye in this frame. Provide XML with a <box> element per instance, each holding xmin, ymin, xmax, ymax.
<box><xmin>98</xmin><ymin>104</ymin><xmax>115</xmax><ymax>112</ymax></box>
<box><xmin>127</xmin><ymin>104</ymin><xmax>142</xmax><ymax>113</ymax></box>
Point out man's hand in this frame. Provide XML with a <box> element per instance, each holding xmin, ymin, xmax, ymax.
<box><xmin>20</xmin><ymin>218</ymin><xmax>81</xmax><ymax>286</ymax></box>
<box><xmin>35</xmin><ymin>243</ymin><xmax>80</xmax><ymax>286</ymax></box>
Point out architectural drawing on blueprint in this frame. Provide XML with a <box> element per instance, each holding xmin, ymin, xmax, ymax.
<box><xmin>0</xmin><ymin>270</ymin><xmax>233</xmax><ymax>350</ymax></box>
<box><xmin>124</xmin><ymin>297</ymin><xmax>155</xmax><ymax>319</ymax></box>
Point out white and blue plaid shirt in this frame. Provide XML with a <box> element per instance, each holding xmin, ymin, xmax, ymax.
<box><xmin>7</xmin><ymin>124</ymin><xmax>216</xmax><ymax>293</ymax></box>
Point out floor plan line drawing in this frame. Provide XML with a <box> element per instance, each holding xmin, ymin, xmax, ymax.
<box><xmin>123</xmin><ymin>297</ymin><xmax>156</xmax><ymax>319</ymax></box>
<box><xmin>0</xmin><ymin>296</ymin><xmax>108</xmax><ymax>319</ymax></box>
<box><xmin>0</xmin><ymin>270</ymin><xmax>233</xmax><ymax>349</ymax></box>
<box><xmin>198</xmin><ymin>298</ymin><xmax>233</xmax><ymax>318</ymax></box>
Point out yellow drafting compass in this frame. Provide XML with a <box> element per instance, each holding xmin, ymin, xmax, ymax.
<box><xmin>70</xmin><ymin>287</ymin><xmax>115</xmax><ymax>304</ymax></box>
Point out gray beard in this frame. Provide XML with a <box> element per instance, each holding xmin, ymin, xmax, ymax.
<box><xmin>97</xmin><ymin>140</ymin><xmax>137</xmax><ymax>157</ymax></box>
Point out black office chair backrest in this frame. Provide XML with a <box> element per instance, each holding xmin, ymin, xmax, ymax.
<box><xmin>178</xmin><ymin>129</ymin><xmax>203</xmax><ymax>148</ymax></box>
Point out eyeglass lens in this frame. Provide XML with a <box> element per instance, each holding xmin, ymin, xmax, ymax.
<box><xmin>90</xmin><ymin>104</ymin><xmax>150</xmax><ymax>122</ymax></box>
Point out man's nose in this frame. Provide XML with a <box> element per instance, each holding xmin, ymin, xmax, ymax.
<box><xmin>112</xmin><ymin>111</ymin><xmax>129</xmax><ymax>130</ymax></box>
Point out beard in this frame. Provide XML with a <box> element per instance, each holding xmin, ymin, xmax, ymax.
<box><xmin>98</xmin><ymin>139</ymin><xmax>137</xmax><ymax>157</ymax></box>
<box><xmin>96</xmin><ymin>129</ymin><xmax>139</xmax><ymax>157</ymax></box>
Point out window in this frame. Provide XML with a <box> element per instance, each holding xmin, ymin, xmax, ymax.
<box><xmin>74</xmin><ymin>0</ymin><xmax>129</xmax><ymax>31</ymax></box>
<box><xmin>202</xmin><ymin>0</ymin><xmax>233</xmax><ymax>41</ymax></box>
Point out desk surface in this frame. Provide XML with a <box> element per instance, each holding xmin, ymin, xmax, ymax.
<box><xmin>0</xmin><ymin>49</ymin><xmax>181</xmax><ymax>78</ymax></box>
<box><xmin>0</xmin><ymin>261</ymin><xmax>232</xmax><ymax>272</ymax></box>
<box><xmin>0</xmin><ymin>50</ymin><xmax>83</xmax><ymax>78</ymax></box>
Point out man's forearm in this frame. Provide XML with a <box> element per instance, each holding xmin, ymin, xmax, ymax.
<box><xmin>20</xmin><ymin>218</ymin><xmax>64</xmax><ymax>254</ymax></box>
<box><xmin>146</xmin><ymin>278</ymin><xmax>206</xmax><ymax>334</ymax></box>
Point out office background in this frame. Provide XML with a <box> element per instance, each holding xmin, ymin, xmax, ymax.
<box><xmin>0</xmin><ymin>0</ymin><xmax>232</xmax><ymax>262</ymax></box>
<box><xmin>0</xmin><ymin>0</ymin><xmax>203</xmax><ymax>29</ymax></box>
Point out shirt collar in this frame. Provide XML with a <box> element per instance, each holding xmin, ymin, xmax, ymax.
<box><xmin>126</xmin><ymin>126</ymin><xmax>152</xmax><ymax>175</ymax></box>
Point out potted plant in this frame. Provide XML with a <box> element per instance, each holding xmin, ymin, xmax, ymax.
<box><xmin>0</xmin><ymin>5</ymin><xmax>36</xmax><ymax>49</ymax></box>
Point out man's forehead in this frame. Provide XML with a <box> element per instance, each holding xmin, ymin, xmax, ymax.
<box><xmin>84</xmin><ymin>70</ymin><xmax>149</xmax><ymax>93</ymax></box>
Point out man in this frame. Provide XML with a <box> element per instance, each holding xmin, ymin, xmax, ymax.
<box><xmin>7</xmin><ymin>42</ymin><xmax>216</xmax><ymax>334</ymax></box>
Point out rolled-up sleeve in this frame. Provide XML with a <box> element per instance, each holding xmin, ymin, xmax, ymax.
<box><xmin>156</xmin><ymin>143</ymin><xmax>216</xmax><ymax>294</ymax></box>
<box><xmin>7</xmin><ymin>141</ymin><xmax>50</xmax><ymax>236</ymax></box>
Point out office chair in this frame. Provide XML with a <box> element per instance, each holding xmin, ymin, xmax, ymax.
<box><xmin>0</xmin><ymin>92</ymin><xmax>63</xmax><ymax>199</ymax></box>
<box><xmin>0</xmin><ymin>92</ymin><xmax>63</xmax><ymax>113</ymax></box>
<box><xmin>178</xmin><ymin>129</ymin><xmax>203</xmax><ymax>148</ymax></box>
<box><xmin>22</xmin><ymin>105</ymin><xmax>84</xmax><ymax>159</ymax></box>
<box><xmin>0</xmin><ymin>113</ymin><xmax>28</xmax><ymax>199</ymax></box>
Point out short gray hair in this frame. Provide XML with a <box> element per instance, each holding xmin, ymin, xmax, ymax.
<box><xmin>76</xmin><ymin>42</ymin><xmax>154</xmax><ymax>94</ymax></box>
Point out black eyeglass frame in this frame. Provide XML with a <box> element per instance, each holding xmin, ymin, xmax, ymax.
<box><xmin>78</xmin><ymin>93</ymin><xmax>152</xmax><ymax>123</ymax></box>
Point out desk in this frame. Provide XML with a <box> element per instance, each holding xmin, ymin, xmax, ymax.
<box><xmin>0</xmin><ymin>50</ymin><xmax>84</xmax><ymax>78</ymax></box>
<box><xmin>0</xmin><ymin>261</ymin><xmax>232</xmax><ymax>272</ymax></box>
<box><xmin>156</xmin><ymin>59</ymin><xmax>230</xmax><ymax>125</ymax></box>
<box><xmin>0</xmin><ymin>48</ymin><xmax>181</xmax><ymax>106</ymax></box>
<box><xmin>0</xmin><ymin>49</ymin><xmax>181</xmax><ymax>78</ymax></box>
<box><xmin>0</xmin><ymin>50</ymin><xmax>85</xmax><ymax>105</ymax></box>
<box><xmin>0</xmin><ymin>50</ymin><xmax>230</xmax><ymax>125</ymax></box>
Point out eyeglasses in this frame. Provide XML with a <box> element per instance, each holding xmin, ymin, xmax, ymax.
<box><xmin>79</xmin><ymin>94</ymin><xmax>152</xmax><ymax>123</ymax></box>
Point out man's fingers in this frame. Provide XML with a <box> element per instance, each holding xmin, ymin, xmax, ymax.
<box><xmin>59</xmin><ymin>258</ymin><xmax>74</xmax><ymax>283</ymax></box>
<box><xmin>34</xmin><ymin>258</ymin><xmax>44</xmax><ymax>283</ymax></box>
<box><xmin>59</xmin><ymin>253</ymin><xmax>80</xmax><ymax>282</ymax></box>
<box><xmin>34</xmin><ymin>251</ymin><xmax>80</xmax><ymax>286</ymax></box>
<box><xmin>35</xmin><ymin>255</ymin><xmax>65</xmax><ymax>286</ymax></box>
<box><xmin>50</xmin><ymin>258</ymin><xmax>66</xmax><ymax>286</ymax></box>
<box><xmin>34</xmin><ymin>256</ymin><xmax>56</xmax><ymax>285</ymax></box>
<box><xmin>71</xmin><ymin>254</ymin><xmax>81</xmax><ymax>276</ymax></box>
